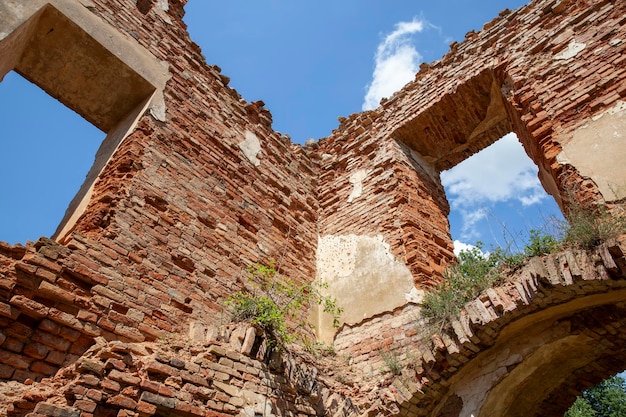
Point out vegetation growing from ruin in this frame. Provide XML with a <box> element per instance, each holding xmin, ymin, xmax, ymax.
<box><xmin>421</xmin><ymin>228</ymin><xmax>561</xmax><ymax>329</ymax></box>
<box><xmin>380</xmin><ymin>349</ymin><xmax>403</xmax><ymax>375</ymax></box>
<box><xmin>565</xmin><ymin>374</ymin><xmax>626</xmax><ymax>417</ymax></box>
<box><xmin>422</xmin><ymin>202</ymin><xmax>626</xmax><ymax>331</ymax></box>
<box><xmin>562</xmin><ymin>203</ymin><xmax>626</xmax><ymax>249</ymax></box>
<box><xmin>226</xmin><ymin>261</ymin><xmax>343</xmax><ymax>348</ymax></box>
<box><xmin>421</xmin><ymin>242</ymin><xmax>505</xmax><ymax>328</ymax></box>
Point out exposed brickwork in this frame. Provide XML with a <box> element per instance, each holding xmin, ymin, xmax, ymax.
<box><xmin>0</xmin><ymin>0</ymin><xmax>626</xmax><ymax>416</ymax></box>
<box><xmin>334</xmin><ymin>237</ymin><xmax>626</xmax><ymax>416</ymax></box>
<box><xmin>4</xmin><ymin>328</ymin><xmax>358</xmax><ymax>417</ymax></box>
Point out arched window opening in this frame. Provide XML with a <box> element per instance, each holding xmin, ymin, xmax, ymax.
<box><xmin>0</xmin><ymin>71</ymin><xmax>104</xmax><ymax>244</ymax></box>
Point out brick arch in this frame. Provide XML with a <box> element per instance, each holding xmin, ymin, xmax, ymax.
<box><xmin>386</xmin><ymin>237</ymin><xmax>626</xmax><ymax>417</ymax></box>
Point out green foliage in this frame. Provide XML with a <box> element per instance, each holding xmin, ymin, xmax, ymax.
<box><xmin>422</xmin><ymin>242</ymin><xmax>503</xmax><ymax>326</ymax></box>
<box><xmin>226</xmin><ymin>261</ymin><xmax>343</xmax><ymax>347</ymax></box>
<box><xmin>380</xmin><ymin>349</ymin><xmax>402</xmax><ymax>375</ymax></box>
<box><xmin>566</xmin><ymin>397</ymin><xmax>597</xmax><ymax>417</ymax></box>
<box><xmin>422</xmin><ymin>201</ymin><xmax>626</xmax><ymax>333</ymax></box>
<box><xmin>524</xmin><ymin>228</ymin><xmax>559</xmax><ymax>257</ymax></box>
<box><xmin>422</xmin><ymin>228</ymin><xmax>559</xmax><ymax>329</ymax></box>
<box><xmin>303</xmin><ymin>339</ymin><xmax>336</xmax><ymax>358</ymax></box>
<box><xmin>565</xmin><ymin>375</ymin><xmax>626</xmax><ymax>417</ymax></box>
<box><xmin>562</xmin><ymin>204</ymin><xmax>626</xmax><ymax>249</ymax></box>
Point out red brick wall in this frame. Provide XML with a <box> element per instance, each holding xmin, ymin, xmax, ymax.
<box><xmin>0</xmin><ymin>0</ymin><xmax>320</xmax><ymax>382</ymax></box>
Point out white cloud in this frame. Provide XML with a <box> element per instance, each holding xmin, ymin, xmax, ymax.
<box><xmin>442</xmin><ymin>133</ymin><xmax>548</xmax><ymax>241</ymax></box>
<box><xmin>452</xmin><ymin>240</ymin><xmax>479</xmax><ymax>256</ymax></box>
<box><xmin>458</xmin><ymin>208</ymin><xmax>488</xmax><ymax>242</ymax></box>
<box><xmin>441</xmin><ymin>133</ymin><xmax>546</xmax><ymax>210</ymax></box>
<box><xmin>362</xmin><ymin>18</ymin><xmax>428</xmax><ymax>110</ymax></box>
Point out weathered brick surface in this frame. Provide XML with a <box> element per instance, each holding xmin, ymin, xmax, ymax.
<box><xmin>333</xmin><ymin>237</ymin><xmax>626</xmax><ymax>416</ymax></box>
<box><xmin>0</xmin><ymin>0</ymin><xmax>625</xmax><ymax>416</ymax></box>
<box><xmin>4</xmin><ymin>330</ymin><xmax>359</xmax><ymax>417</ymax></box>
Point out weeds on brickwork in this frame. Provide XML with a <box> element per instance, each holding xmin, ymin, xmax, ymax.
<box><xmin>303</xmin><ymin>339</ymin><xmax>336</xmax><ymax>358</ymax></box>
<box><xmin>380</xmin><ymin>349</ymin><xmax>403</xmax><ymax>375</ymax></box>
<box><xmin>422</xmin><ymin>201</ymin><xmax>626</xmax><ymax>332</ymax></box>
<box><xmin>421</xmin><ymin>228</ymin><xmax>560</xmax><ymax>330</ymax></box>
<box><xmin>421</xmin><ymin>242</ymin><xmax>505</xmax><ymax>330</ymax></box>
<box><xmin>225</xmin><ymin>260</ymin><xmax>343</xmax><ymax>349</ymax></box>
<box><xmin>560</xmin><ymin>203</ymin><xmax>626</xmax><ymax>249</ymax></box>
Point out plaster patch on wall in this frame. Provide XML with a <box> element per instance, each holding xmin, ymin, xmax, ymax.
<box><xmin>240</xmin><ymin>130</ymin><xmax>261</xmax><ymax>167</ymax></box>
<box><xmin>315</xmin><ymin>234</ymin><xmax>416</xmax><ymax>342</ymax></box>
<box><xmin>156</xmin><ymin>0</ymin><xmax>168</xmax><ymax>11</ymax></box>
<box><xmin>557</xmin><ymin>100</ymin><xmax>626</xmax><ymax>201</ymax></box>
<box><xmin>347</xmin><ymin>169</ymin><xmax>370</xmax><ymax>203</ymax></box>
<box><xmin>554</xmin><ymin>40</ymin><xmax>586</xmax><ymax>60</ymax></box>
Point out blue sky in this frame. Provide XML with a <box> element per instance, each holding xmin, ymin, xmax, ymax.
<box><xmin>0</xmin><ymin>0</ymin><xmax>563</xmax><ymax>252</ymax></box>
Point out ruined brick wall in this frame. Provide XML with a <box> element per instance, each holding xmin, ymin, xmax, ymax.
<box><xmin>316</xmin><ymin>113</ymin><xmax>454</xmax><ymax>288</ymax></box>
<box><xmin>1</xmin><ymin>0</ymin><xmax>626</xmax><ymax>416</ymax></box>
<box><xmin>316</xmin><ymin>0</ymin><xmax>626</xmax><ymax>295</ymax></box>
<box><xmin>0</xmin><ymin>0</ymin><xmax>320</xmax><ymax>383</ymax></box>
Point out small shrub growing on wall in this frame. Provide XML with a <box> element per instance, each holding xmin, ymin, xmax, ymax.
<box><xmin>421</xmin><ymin>228</ymin><xmax>559</xmax><ymax>330</ymax></box>
<box><xmin>422</xmin><ymin>202</ymin><xmax>626</xmax><ymax>332</ymax></box>
<box><xmin>226</xmin><ymin>261</ymin><xmax>343</xmax><ymax>348</ymax></box>
<box><xmin>561</xmin><ymin>204</ymin><xmax>626</xmax><ymax>249</ymax></box>
<box><xmin>421</xmin><ymin>242</ymin><xmax>503</xmax><ymax>329</ymax></box>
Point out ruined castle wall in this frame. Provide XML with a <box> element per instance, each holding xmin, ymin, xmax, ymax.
<box><xmin>1</xmin><ymin>0</ymin><xmax>626</xmax><ymax>415</ymax></box>
<box><xmin>0</xmin><ymin>0</ymin><xmax>320</xmax><ymax>382</ymax></box>
<box><xmin>379</xmin><ymin>0</ymin><xmax>626</xmax><ymax>208</ymax></box>
<box><xmin>321</xmin><ymin>1</ymin><xmax>626</xmax><ymax>411</ymax></box>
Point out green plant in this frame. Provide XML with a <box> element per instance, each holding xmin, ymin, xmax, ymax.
<box><xmin>422</xmin><ymin>242</ymin><xmax>502</xmax><ymax>324</ymax></box>
<box><xmin>524</xmin><ymin>228</ymin><xmax>559</xmax><ymax>257</ymax></box>
<box><xmin>303</xmin><ymin>339</ymin><xmax>336</xmax><ymax>358</ymax></box>
<box><xmin>421</xmin><ymin>241</ymin><xmax>522</xmax><ymax>332</ymax></box>
<box><xmin>380</xmin><ymin>349</ymin><xmax>402</xmax><ymax>375</ymax></box>
<box><xmin>561</xmin><ymin>204</ymin><xmax>626</xmax><ymax>249</ymax></box>
<box><xmin>422</xmin><ymin>225</ymin><xmax>563</xmax><ymax>331</ymax></box>
<box><xmin>225</xmin><ymin>261</ymin><xmax>343</xmax><ymax>348</ymax></box>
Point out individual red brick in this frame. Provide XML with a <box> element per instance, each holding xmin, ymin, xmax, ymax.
<box><xmin>30</xmin><ymin>360</ymin><xmax>59</xmax><ymax>376</ymax></box>
<box><xmin>101</xmin><ymin>378</ymin><xmax>122</xmax><ymax>392</ymax></box>
<box><xmin>0</xmin><ymin>363</ymin><xmax>15</xmax><ymax>378</ymax></box>
<box><xmin>31</xmin><ymin>330</ymin><xmax>71</xmax><ymax>351</ymax></box>
<box><xmin>107</xmin><ymin>394</ymin><xmax>137</xmax><ymax>410</ymax></box>
<box><xmin>136</xmin><ymin>400</ymin><xmax>157</xmax><ymax>415</ymax></box>
<box><xmin>37</xmin><ymin>281</ymin><xmax>75</xmax><ymax>304</ymax></box>
<box><xmin>38</xmin><ymin>319</ymin><xmax>62</xmax><ymax>335</ymax></box>
<box><xmin>74</xmin><ymin>399</ymin><xmax>97</xmax><ymax>413</ymax></box>
<box><xmin>2</xmin><ymin>336</ymin><xmax>24</xmax><ymax>353</ymax></box>
<box><xmin>23</xmin><ymin>342</ymin><xmax>49</xmax><ymax>359</ymax></box>
<box><xmin>34</xmin><ymin>267</ymin><xmax>57</xmax><ymax>282</ymax></box>
<box><xmin>9</xmin><ymin>295</ymin><xmax>49</xmax><ymax>319</ymax></box>
<box><xmin>0</xmin><ymin>349</ymin><xmax>31</xmax><ymax>369</ymax></box>
<box><xmin>69</xmin><ymin>335</ymin><xmax>96</xmax><ymax>355</ymax></box>
<box><xmin>108</xmin><ymin>369</ymin><xmax>141</xmax><ymax>385</ymax></box>
<box><xmin>44</xmin><ymin>350</ymin><xmax>66</xmax><ymax>366</ymax></box>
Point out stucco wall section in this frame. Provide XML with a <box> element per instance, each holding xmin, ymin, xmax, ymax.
<box><xmin>315</xmin><ymin>234</ymin><xmax>419</xmax><ymax>342</ymax></box>
<box><xmin>557</xmin><ymin>101</ymin><xmax>626</xmax><ymax>201</ymax></box>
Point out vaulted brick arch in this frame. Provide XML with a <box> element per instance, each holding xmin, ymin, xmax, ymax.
<box><xmin>421</xmin><ymin>241</ymin><xmax>626</xmax><ymax>417</ymax></box>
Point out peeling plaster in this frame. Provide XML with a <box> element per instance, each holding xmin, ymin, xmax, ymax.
<box><xmin>315</xmin><ymin>234</ymin><xmax>417</xmax><ymax>342</ymax></box>
<box><xmin>240</xmin><ymin>130</ymin><xmax>261</xmax><ymax>166</ymax></box>
<box><xmin>554</xmin><ymin>40</ymin><xmax>586</xmax><ymax>60</ymax></box>
<box><xmin>347</xmin><ymin>169</ymin><xmax>370</xmax><ymax>203</ymax></box>
<box><xmin>557</xmin><ymin>100</ymin><xmax>626</xmax><ymax>201</ymax></box>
